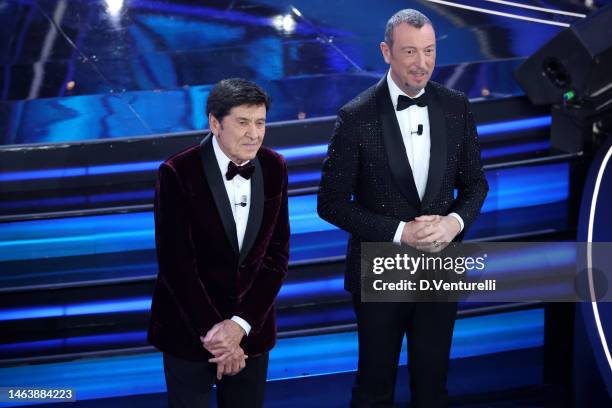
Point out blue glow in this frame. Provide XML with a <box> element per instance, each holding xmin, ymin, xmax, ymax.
<box><xmin>481</xmin><ymin>163</ymin><xmax>568</xmax><ymax>212</ymax></box>
<box><xmin>477</xmin><ymin>116</ymin><xmax>551</xmax><ymax>136</ymax></box>
<box><xmin>128</xmin><ymin>24</ymin><xmax>177</xmax><ymax>88</ymax></box>
<box><xmin>87</xmin><ymin>161</ymin><xmax>160</xmax><ymax>175</ymax></box>
<box><xmin>288</xmin><ymin>171</ymin><xmax>322</xmax><ymax>184</ymax></box>
<box><xmin>0</xmin><ymin>298</ymin><xmax>151</xmax><ymax>321</ymax></box>
<box><xmin>0</xmin><ymin>161</ymin><xmax>161</xmax><ymax>182</ymax></box>
<box><xmin>137</xmin><ymin>15</ymin><xmax>245</xmax><ymax>49</ymax></box>
<box><xmin>0</xmin><ymin>242</ymin><xmax>573</xmax><ymax>322</ymax></box>
<box><xmin>0</xmin><ymin>163</ymin><xmax>569</xmax><ymax>263</ymax></box>
<box><xmin>0</xmin><ymin>277</ymin><xmax>346</xmax><ymax>321</ymax></box>
<box><xmin>130</xmin><ymin>0</ymin><xmax>310</xmax><ymax>34</ymax></box>
<box><xmin>0</xmin><ymin>190</ymin><xmax>153</xmax><ymax>211</ymax></box>
<box><xmin>481</xmin><ymin>141</ymin><xmax>550</xmax><ymax>159</ymax></box>
<box><xmin>278</xmin><ymin>277</ymin><xmax>344</xmax><ymax>298</ymax></box>
<box><xmin>0</xmin><ymin>332</ymin><xmax>147</xmax><ymax>354</ymax></box>
<box><xmin>276</xmin><ymin>144</ymin><xmax>328</xmax><ymax>160</ymax></box>
<box><xmin>0</xmin><ymin>116</ymin><xmax>553</xmax><ymax>182</ymax></box>
<box><xmin>0</xmin><ymin>309</ymin><xmax>543</xmax><ymax>405</ymax></box>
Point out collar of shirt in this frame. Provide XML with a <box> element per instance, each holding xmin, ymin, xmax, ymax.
<box><xmin>386</xmin><ymin>70</ymin><xmax>425</xmax><ymax>110</ymax></box>
<box><xmin>212</xmin><ymin>135</ymin><xmax>251</xmax><ymax>180</ymax></box>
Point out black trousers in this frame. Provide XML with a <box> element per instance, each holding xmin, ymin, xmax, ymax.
<box><xmin>350</xmin><ymin>297</ymin><xmax>458</xmax><ymax>408</ymax></box>
<box><xmin>163</xmin><ymin>352</ymin><xmax>269</xmax><ymax>408</ymax></box>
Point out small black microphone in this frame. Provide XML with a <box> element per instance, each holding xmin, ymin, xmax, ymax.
<box><xmin>410</xmin><ymin>124</ymin><xmax>423</xmax><ymax>136</ymax></box>
<box><xmin>235</xmin><ymin>195</ymin><xmax>248</xmax><ymax>207</ymax></box>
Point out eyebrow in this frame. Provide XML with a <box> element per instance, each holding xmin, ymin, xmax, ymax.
<box><xmin>400</xmin><ymin>44</ymin><xmax>436</xmax><ymax>50</ymax></box>
<box><xmin>236</xmin><ymin>117</ymin><xmax>266</xmax><ymax>122</ymax></box>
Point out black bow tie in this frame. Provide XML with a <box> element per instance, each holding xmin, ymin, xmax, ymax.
<box><xmin>226</xmin><ymin>161</ymin><xmax>255</xmax><ymax>180</ymax></box>
<box><xmin>397</xmin><ymin>93</ymin><xmax>428</xmax><ymax>111</ymax></box>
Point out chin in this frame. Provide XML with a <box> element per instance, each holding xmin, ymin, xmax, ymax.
<box><xmin>242</xmin><ymin>152</ymin><xmax>258</xmax><ymax>161</ymax></box>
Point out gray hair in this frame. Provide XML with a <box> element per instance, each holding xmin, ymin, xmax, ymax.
<box><xmin>384</xmin><ymin>9</ymin><xmax>432</xmax><ymax>47</ymax></box>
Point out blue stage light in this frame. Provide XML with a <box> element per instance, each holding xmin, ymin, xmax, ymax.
<box><xmin>0</xmin><ymin>298</ymin><xmax>151</xmax><ymax>321</ymax></box>
<box><xmin>0</xmin><ymin>116</ymin><xmax>552</xmax><ymax>182</ymax></box>
<box><xmin>477</xmin><ymin>116</ymin><xmax>551</xmax><ymax>136</ymax></box>
<box><xmin>0</xmin><ymin>309</ymin><xmax>544</xmax><ymax>405</ymax></box>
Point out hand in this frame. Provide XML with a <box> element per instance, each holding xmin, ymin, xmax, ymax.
<box><xmin>201</xmin><ymin>319</ymin><xmax>246</xmax><ymax>358</ymax></box>
<box><xmin>400</xmin><ymin>220</ymin><xmax>425</xmax><ymax>248</ymax></box>
<box><xmin>412</xmin><ymin>215</ymin><xmax>461</xmax><ymax>253</ymax></box>
<box><xmin>211</xmin><ymin>347</ymin><xmax>248</xmax><ymax>380</ymax></box>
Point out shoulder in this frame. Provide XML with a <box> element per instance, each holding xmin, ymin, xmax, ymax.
<box><xmin>257</xmin><ymin>145</ymin><xmax>286</xmax><ymax>170</ymax></box>
<box><xmin>339</xmin><ymin>82</ymin><xmax>378</xmax><ymax>117</ymax></box>
<box><xmin>257</xmin><ymin>146</ymin><xmax>287</xmax><ymax>186</ymax></box>
<box><xmin>159</xmin><ymin>144</ymin><xmax>201</xmax><ymax>175</ymax></box>
<box><xmin>258</xmin><ymin>146</ymin><xmax>288</xmax><ymax>195</ymax></box>
<box><xmin>428</xmin><ymin>81</ymin><xmax>469</xmax><ymax>110</ymax></box>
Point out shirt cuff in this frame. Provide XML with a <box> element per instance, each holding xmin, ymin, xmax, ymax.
<box><xmin>393</xmin><ymin>221</ymin><xmax>406</xmax><ymax>245</ymax></box>
<box><xmin>231</xmin><ymin>315</ymin><xmax>251</xmax><ymax>336</ymax></box>
<box><xmin>448</xmin><ymin>212</ymin><xmax>464</xmax><ymax>234</ymax></box>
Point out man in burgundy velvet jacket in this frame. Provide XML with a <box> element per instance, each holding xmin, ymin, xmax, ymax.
<box><xmin>148</xmin><ymin>78</ymin><xmax>289</xmax><ymax>408</ymax></box>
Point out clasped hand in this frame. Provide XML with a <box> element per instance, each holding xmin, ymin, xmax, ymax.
<box><xmin>400</xmin><ymin>215</ymin><xmax>460</xmax><ymax>253</ymax></box>
<box><xmin>200</xmin><ymin>319</ymin><xmax>247</xmax><ymax>380</ymax></box>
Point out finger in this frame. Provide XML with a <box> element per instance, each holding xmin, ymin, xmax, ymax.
<box><xmin>216</xmin><ymin>364</ymin><xmax>223</xmax><ymax>381</ymax></box>
<box><xmin>207</xmin><ymin>346</ymin><xmax>231</xmax><ymax>356</ymax></box>
<box><xmin>208</xmin><ymin>352</ymin><xmax>233</xmax><ymax>364</ymax></box>
<box><xmin>415</xmin><ymin>229</ymin><xmax>436</xmax><ymax>240</ymax></box>
<box><xmin>202</xmin><ymin>325</ymin><xmax>221</xmax><ymax>343</ymax></box>
<box><xmin>414</xmin><ymin>215</ymin><xmax>438</xmax><ymax>222</ymax></box>
<box><xmin>208</xmin><ymin>341</ymin><xmax>233</xmax><ymax>352</ymax></box>
<box><xmin>204</xmin><ymin>334</ymin><xmax>228</xmax><ymax>348</ymax></box>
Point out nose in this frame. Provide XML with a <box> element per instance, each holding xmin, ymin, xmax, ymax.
<box><xmin>246</xmin><ymin>123</ymin><xmax>258</xmax><ymax>140</ymax></box>
<box><xmin>415</xmin><ymin>51</ymin><xmax>427</xmax><ymax>68</ymax></box>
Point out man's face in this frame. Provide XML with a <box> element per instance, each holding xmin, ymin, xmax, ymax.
<box><xmin>381</xmin><ymin>23</ymin><xmax>436</xmax><ymax>96</ymax></box>
<box><xmin>210</xmin><ymin>104</ymin><xmax>267</xmax><ymax>165</ymax></box>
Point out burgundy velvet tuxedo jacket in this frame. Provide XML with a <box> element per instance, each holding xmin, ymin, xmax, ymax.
<box><xmin>148</xmin><ymin>134</ymin><xmax>289</xmax><ymax>361</ymax></box>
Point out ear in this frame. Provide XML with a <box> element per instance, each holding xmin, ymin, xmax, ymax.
<box><xmin>380</xmin><ymin>41</ymin><xmax>392</xmax><ymax>65</ymax></box>
<box><xmin>209</xmin><ymin>113</ymin><xmax>220</xmax><ymax>135</ymax></box>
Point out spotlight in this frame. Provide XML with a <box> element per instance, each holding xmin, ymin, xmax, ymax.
<box><xmin>105</xmin><ymin>0</ymin><xmax>124</xmax><ymax>17</ymax></box>
<box><xmin>272</xmin><ymin>14</ymin><xmax>296</xmax><ymax>34</ymax></box>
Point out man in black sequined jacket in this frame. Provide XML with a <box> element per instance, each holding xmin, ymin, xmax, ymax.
<box><xmin>317</xmin><ymin>9</ymin><xmax>488</xmax><ymax>408</ymax></box>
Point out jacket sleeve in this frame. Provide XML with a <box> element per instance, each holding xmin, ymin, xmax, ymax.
<box><xmin>317</xmin><ymin>109</ymin><xmax>401</xmax><ymax>242</ymax></box>
<box><xmin>448</xmin><ymin>97</ymin><xmax>489</xmax><ymax>235</ymax></box>
<box><xmin>154</xmin><ymin>162</ymin><xmax>223</xmax><ymax>336</ymax></box>
<box><xmin>235</xmin><ymin>159</ymin><xmax>290</xmax><ymax>333</ymax></box>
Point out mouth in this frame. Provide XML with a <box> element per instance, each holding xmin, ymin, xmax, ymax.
<box><xmin>409</xmin><ymin>71</ymin><xmax>427</xmax><ymax>81</ymax></box>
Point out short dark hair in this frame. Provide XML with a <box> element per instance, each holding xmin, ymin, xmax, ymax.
<box><xmin>384</xmin><ymin>9</ymin><xmax>432</xmax><ymax>48</ymax></box>
<box><xmin>206</xmin><ymin>78</ymin><xmax>271</xmax><ymax>122</ymax></box>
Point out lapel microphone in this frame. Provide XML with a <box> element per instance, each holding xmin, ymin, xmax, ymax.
<box><xmin>410</xmin><ymin>124</ymin><xmax>423</xmax><ymax>136</ymax></box>
<box><xmin>235</xmin><ymin>195</ymin><xmax>248</xmax><ymax>207</ymax></box>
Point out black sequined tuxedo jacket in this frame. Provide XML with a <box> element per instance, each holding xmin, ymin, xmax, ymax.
<box><xmin>317</xmin><ymin>78</ymin><xmax>489</xmax><ymax>293</ymax></box>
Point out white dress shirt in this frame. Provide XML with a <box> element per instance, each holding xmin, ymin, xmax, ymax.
<box><xmin>385</xmin><ymin>72</ymin><xmax>464</xmax><ymax>244</ymax></box>
<box><xmin>212</xmin><ymin>136</ymin><xmax>252</xmax><ymax>336</ymax></box>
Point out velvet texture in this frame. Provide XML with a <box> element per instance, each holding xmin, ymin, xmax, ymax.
<box><xmin>148</xmin><ymin>135</ymin><xmax>289</xmax><ymax>361</ymax></box>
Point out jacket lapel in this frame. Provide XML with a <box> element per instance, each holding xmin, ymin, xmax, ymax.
<box><xmin>421</xmin><ymin>83</ymin><xmax>447</xmax><ymax>210</ymax></box>
<box><xmin>199</xmin><ymin>134</ymin><xmax>239</xmax><ymax>255</ymax></box>
<box><xmin>239</xmin><ymin>157</ymin><xmax>263</xmax><ymax>264</ymax></box>
<box><xmin>375</xmin><ymin>78</ymin><xmax>421</xmax><ymax>209</ymax></box>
